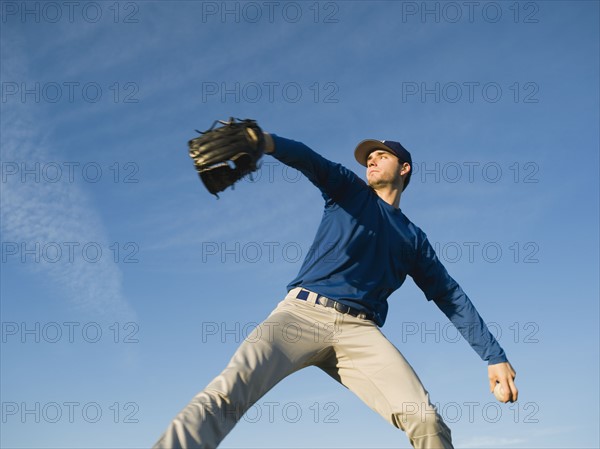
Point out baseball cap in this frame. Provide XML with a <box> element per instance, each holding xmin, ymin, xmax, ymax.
<box><xmin>354</xmin><ymin>139</ymin><xmax>413</xmax><ymax>189</ymax></box>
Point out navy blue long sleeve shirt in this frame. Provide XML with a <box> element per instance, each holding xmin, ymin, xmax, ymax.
<box><xmin>270</xmin><ymin>134</ymin><xmax>507</xmax><ymax>365</ymax></box>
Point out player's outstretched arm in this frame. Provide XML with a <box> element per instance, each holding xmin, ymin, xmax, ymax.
<box><xmin>488</xmin><ymin>361</ymin><xmax>518</xmax><ymax>403</ymax></box>
<box><xmin>262</xmin><ymin>132</ymin><xmax>366</xmax><ymax>202</ymax></box>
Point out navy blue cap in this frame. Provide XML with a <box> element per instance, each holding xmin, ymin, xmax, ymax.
<box><xmin>354</xmin><ymin>139</ymin><xmax>413</xmax><ymax>190</ymax></box>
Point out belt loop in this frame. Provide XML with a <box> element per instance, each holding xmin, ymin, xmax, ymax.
<box><xmin>286</xmin><ymin>287</ymin><xmax>302</xmax><ymax>301</ymax></box>
<box><xmin>306</xmin><ymin>290</ymin><xmax>319</xmax><ymax>305</ymax></box>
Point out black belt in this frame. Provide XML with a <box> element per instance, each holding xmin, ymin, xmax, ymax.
<box><xmin>293</xmin><ymin>288</ymin><xmax>376</xmax><ymax>323</ymax></box>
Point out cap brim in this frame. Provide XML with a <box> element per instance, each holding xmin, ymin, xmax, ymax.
<box><xmin>354</xmin><ymin>140</ymin><xmax>393</xmax><ymax>167</ymax></box>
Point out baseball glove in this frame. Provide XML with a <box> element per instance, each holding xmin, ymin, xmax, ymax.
<box><xmin>188</xmin><ymin>118</ymin><xmax>265</xmax><ymax>196</ymax></box>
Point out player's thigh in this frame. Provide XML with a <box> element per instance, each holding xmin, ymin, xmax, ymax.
<box><xmin>207</xmin><ymin>301</ymin><xmax>326</xmax><ymax>399</ymax></box>
<box><xmin>323</xmin><ymin>317</ymin><xmax>434</xmax><ymax>421</ymax></box>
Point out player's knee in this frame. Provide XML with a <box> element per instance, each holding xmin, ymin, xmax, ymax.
<box><xmin>392</xmin><ymin>402</ymin><xmax>448</xmax><ymax>438</ymax></box>
<box><xmin>189</xmin><ymin>388</ymin><xmax>245</xmax><ymax>425</ymax></box>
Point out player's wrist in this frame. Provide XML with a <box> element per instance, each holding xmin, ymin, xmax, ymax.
<box><xmin>263</xmin><ymin>133</ymin><xmax>275</xmax><ymax>154</ymax></box>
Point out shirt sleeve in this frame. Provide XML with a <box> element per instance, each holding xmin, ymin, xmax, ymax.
<box><xmin>268</xmin><ymin>134</ymin><xmax>366</xmax><ymax>202</ymax></box>
<box><xmin>410</xmin><ymin>233</ymin><xmax>508</xmax><ymax>365</ymax></box>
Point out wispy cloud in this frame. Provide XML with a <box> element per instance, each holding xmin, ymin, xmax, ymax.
<box><xmin>1</xmin><ymin>35</ymin><xmax>135</xmax><ymax>321</ymax></box>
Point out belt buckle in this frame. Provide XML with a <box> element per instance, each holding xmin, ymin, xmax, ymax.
<box><xmin>335</xmin><ymin>302</ymin><xmax>349</xmax><ymax>315</ymax></box>
<box><xmin>316</xmin><ymin>296</ymin><xmax>370</xmax><ymax>322</ymax></box>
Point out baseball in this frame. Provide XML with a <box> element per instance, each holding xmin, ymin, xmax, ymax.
<box><xmin>493</xmin><ymin>383</ymin><xmax>506</xmax><ymax>401</ymax></box>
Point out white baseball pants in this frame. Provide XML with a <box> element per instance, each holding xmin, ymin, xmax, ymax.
<box><xmin>153</xmin><ymin>288</ymin><xmax>453</xmax><ymax>449</ymax></box>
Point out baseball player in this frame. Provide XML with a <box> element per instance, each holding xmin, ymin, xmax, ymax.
<box><xmin>154</xmin><ymin>127</ymin><xmax>518</xmax><ymax>449</ymax></box>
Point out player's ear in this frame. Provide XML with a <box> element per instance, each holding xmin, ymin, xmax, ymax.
<box><xmin>400</xmin><ymin>162</ymin><xmax>411</xmax><ymax>176</ymax></box>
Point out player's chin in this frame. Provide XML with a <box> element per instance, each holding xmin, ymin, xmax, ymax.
<box><xmin>367</xmin><ymin>173</ymin><xmax>380</xmax><ymax>185</ymax></box>
<box><xmin>368</xmin><ymin>175</ymin><xmax>390</xmax><ymax>189</ymax></box>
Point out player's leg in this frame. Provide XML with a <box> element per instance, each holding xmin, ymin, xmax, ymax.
<box><xmin>153</xmin><ymin>298</ymin><xmax>331</xmax><ymax>449</ymax></box>
<box><xmin>319</xmin><ymin>314</ymin><xmax>453</xmax><ymax>449</ymax></box>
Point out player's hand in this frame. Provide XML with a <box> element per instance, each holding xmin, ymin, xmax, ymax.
<box><xmin>188</xmin><ymin>118</ymin><xmax>265</xmax><ymax>196</ymax></box>
<box><xmin>488</xmin><ymin>361</ymin><xmax>518</xmax><ymax>403</ymax></box>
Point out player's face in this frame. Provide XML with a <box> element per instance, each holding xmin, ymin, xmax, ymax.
<box><xmin>366</xmin><ymin>150</ymin><xmax>403</xmax><ymax>188</ymax></box>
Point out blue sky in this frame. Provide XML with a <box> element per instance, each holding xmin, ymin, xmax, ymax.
<box><xmin>1</xmin><ymin>1</ymin><xmax>598</xmax><ymax>448</ymax></box>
